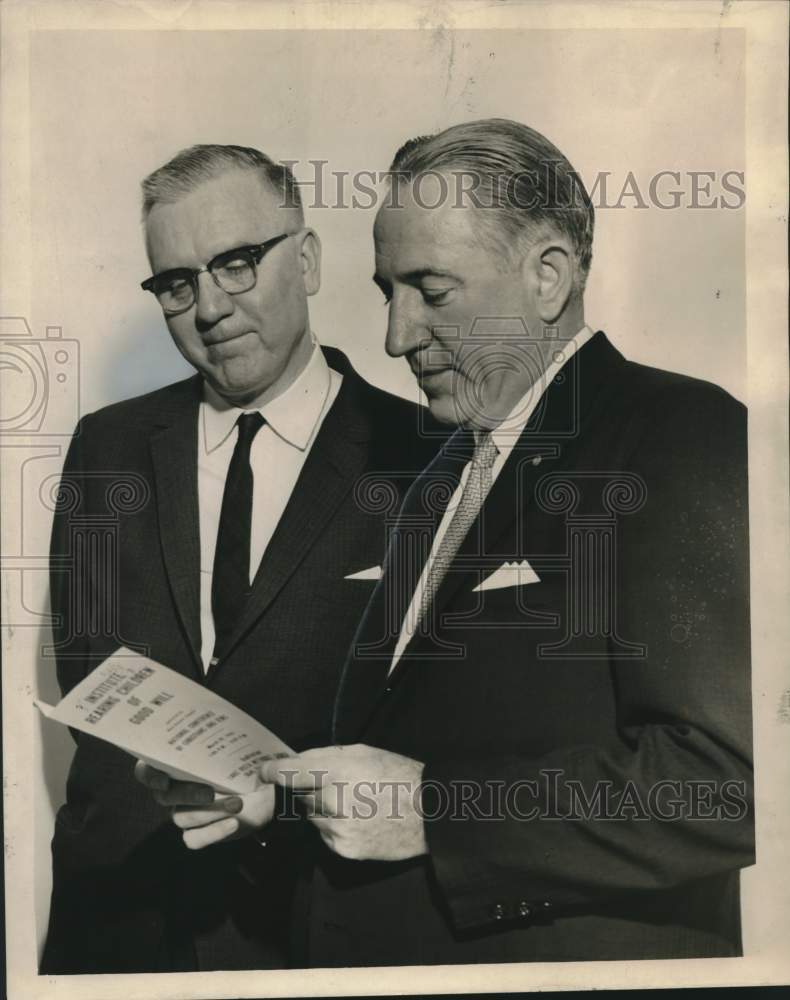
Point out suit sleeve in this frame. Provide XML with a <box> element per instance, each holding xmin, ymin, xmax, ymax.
<box><xmin>421</xmin><ymin>382</ymin><xmax>754</xmax><ymax>931</ymax></box>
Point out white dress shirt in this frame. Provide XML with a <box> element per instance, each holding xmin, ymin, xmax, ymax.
<box><xmin>198</xmin><ymin>342</ymin><xmax>342</xmax><ymax>670</ymax></box>
<box><xmin>390</xmin><ymin>325</ymin><xmax>594</xmax><ymax>671</ymax></box>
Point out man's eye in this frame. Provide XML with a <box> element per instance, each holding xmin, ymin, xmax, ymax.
<box><xmin>165</xmin><ymin>278</ymin><xmax>191</xmax><ymax>298</ymax></box>
<box><xmin>222</xmin><ymin>258</ymin><xmax>250</xmax><ymax>274</ymax></box>
<box><xmin>421</xmin><ymin>288</ymin><xmax>453</xmax><ymax>306</ymax></box>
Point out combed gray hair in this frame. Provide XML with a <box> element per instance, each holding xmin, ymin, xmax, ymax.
<box><xmin>141</xmin><ymin>144</ymin><xmax>303</xmax><ymax>221</ymax></box>
<box><xmin>389</xmin><ymin>118</ymin><xmax>594</xmax><ymax>292</ymax></box>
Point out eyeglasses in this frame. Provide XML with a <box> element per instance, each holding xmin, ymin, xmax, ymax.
<box><xmin>141</xmin><ymin>233</ymin><xmax>291</xmax><ymax>316</ymax></box>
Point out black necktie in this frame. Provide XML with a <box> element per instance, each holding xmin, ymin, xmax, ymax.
<box><xmin>211</xmin><ymin>411</ymin><xmax>265</xmax><ymax>662</ymax></box>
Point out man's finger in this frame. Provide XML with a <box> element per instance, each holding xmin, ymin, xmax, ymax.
<box><xmin>182</xmin><ymin>816</ymin><xmax>239</xmax><ymax>850</ymax></box>
<box><xmin>294</xmin><ymin>790</ymin><xmax>326</xmax><ymax>819</ymax></box>
<box><xmin>305</xmin><ymin>810</ymin><xmax>337</xmax><ymax>830</ymax></box>
<box><xmin>134</xmin><ymin>760</ymin><xmax>170</xmax><ymax>792</ymax></box>
<box><xmin>172</xmin><ymin>798</ymin><xmax>243</xmax><ymax>829</ymax></box>
<box><xmin>259</xmin><ymin>757</ymin><xmax>326</xmax><ymax>790</ymax></box>
<box><xmin>313</xmin><ymin>821</ymin><xmax>344</xmax><ymax>854</ymax></box>
<box><xmin>152</xmin><ymin>780</ymin><xmax>216</xmax><ymax>808</ymax></box>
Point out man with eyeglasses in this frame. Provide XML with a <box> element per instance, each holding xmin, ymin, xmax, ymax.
<box><xmin>41</xmin><ymin>144</ymin><xmax>443</xmax><ymax>974</ymax></box>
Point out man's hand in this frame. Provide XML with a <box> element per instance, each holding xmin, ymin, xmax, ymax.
<box><xmin>134</xmin><ymin>761</ymin><xmax>275</xmax><ymax>850</ymax></box>
<box><xmin>259</xmin><ymin>744</ymin><xmax>427</xmax><ymax>862</ymax></box>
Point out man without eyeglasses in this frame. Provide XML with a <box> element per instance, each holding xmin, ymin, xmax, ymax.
<box><xmin>246</xmin><ymin>119</ymin><xmax>751</xmax><ymax>965</ymax></box>
<box><xmin>42</xmin><ymin>145</ymin><xmax>442</xmax><ymax>973</ymax></box>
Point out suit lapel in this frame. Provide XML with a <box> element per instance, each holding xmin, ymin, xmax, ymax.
<box><xmin>421</xmin><ymin>429</ymin><xmax>557</xmax><ymax>623</ymax></box>
<box><xmin>335</xmin><ymin>332</ymin><xmax>627</xmax><ymax>733</ymax></box>
<box><xmin>208</xmin><ymin>355</ymin><xmax>374</xmax><ymax>672</ymax></box>
<box><xmin>333</xmin><ymin>429</ymin><xmax>473</xmax><ymax>740</ymax></box>
<box><xmin>148</xmin><ymin>377</ymin><xmax>204</xmax><ymax>676</ymax></box>
<box><xmin>420</xmin><ymin>331</ymin><xmax>625</xmax><ymax>625</ymax></box>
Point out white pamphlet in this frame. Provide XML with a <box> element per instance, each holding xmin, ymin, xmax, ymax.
<box><xmin>36</xmin><ymin>647</ymin><xmax>292</xmax><ymax>794</ymax></box>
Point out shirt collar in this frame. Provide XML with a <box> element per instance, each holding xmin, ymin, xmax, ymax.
<box><xmin>202</xmin><ymin>339</ymin><xmax>331</xmax><ymax>454</ymax></box>
<box><xmin>477</xmin><ymin>325</ymin><xmax>595</xmax><ymax>460</ymax></box>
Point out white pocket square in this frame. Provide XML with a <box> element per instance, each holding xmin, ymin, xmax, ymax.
<box><xmin>473</xmin><ymin>560</ymin><xmax>540</xmax><ymax>592</ymax></box>
<box><xmin>344</xmin><ymin>565</ymin><xmax>382</xmax><ymax>581</ymax></box>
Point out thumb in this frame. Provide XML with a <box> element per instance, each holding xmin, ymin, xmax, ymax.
<box><xmin>259</xmin><ymin>755</ymin><xmax>302</xmax><ymax>786</ymax></box>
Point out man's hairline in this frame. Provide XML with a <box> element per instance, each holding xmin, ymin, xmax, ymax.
<box><xmin>141</xmin><ymin>164</ymin><xmax>304</xmax><ymax>225</ymax></box>
<box><xmin>142</xmin><ymin>173</ymin><xmax>308</xmax><ymax>277</ymax></box>
<box><xmin>382</xmin><ymin>168</ymin><xmax>587</xmax><ymax>287</ymax></box>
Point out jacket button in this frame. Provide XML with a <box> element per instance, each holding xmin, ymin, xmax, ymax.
<box><xmin>491</xmin><ymin>902</ymin><xmax>505</xmax><ymax>921</ymax></box>
<box><xmin>517</xmin><ymin>901</ymin><xmax>532</xmax><ymax>918</ymax></box>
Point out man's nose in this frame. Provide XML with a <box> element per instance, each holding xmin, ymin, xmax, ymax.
<box><xmin>194</xmin><ymin>271</ymin><xmax>234</xmax><ymax>326</ymax></box>
<box><xmin>385</xmin><ymin>295</ymin><xmax>427</xmax><ymax>358</ymax></box>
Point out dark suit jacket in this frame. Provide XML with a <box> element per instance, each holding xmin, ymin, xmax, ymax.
<box><xmin>302</xmin><ymin>332</ymin><xmax>754</xmax><ymax>966</ymax></box>
<box><xmin>41</xmin><ymin>346</ymin><xmax>444</xmax><ymax>974</ymax></box>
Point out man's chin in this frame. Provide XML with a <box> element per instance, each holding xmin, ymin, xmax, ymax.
<box><xmin>426</xmin><ymin>393</ymin><xmax>509</xmax><ymax>432</ymax></box>
<box><xmin>424</xmin><ymin>394</ymin><xmax>463</xmax><ymax>427</ymax></box>
<box><xmin>206</xmin><ymin>369</ymin><xmax>275</xmax><ymax>408</ymax></box>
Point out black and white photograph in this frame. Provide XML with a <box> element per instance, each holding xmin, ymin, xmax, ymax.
<box><xmin>1</xmin><ymin>1</ymin><xmax>787</xmax><ymax>997</ymax></box>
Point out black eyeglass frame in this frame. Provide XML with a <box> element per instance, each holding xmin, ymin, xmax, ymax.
<box><xmin>140</xmin><ymin>232</ymin><xmax>291</xmax><ymax>315</ymax></box>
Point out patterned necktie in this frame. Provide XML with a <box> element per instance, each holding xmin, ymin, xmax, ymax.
<box><xmin>416</xmin><ymin>430</ymin><xmax>499</xmax><ymax>634</ymax></box>
<box><xmin>211</xmin><ymin>411</ymin><xmax>265</xmax><ymax>662</ymax></box>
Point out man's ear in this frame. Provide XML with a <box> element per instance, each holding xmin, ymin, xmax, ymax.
<box><xmin>297</xmin><ymin>228</ymin><xmax>321</xmax><ymax>296</ymax></box>
<box><xmin>523</xmin><ymin>240</ymin><xmax>575</xmax><ymax>324</ymax></box>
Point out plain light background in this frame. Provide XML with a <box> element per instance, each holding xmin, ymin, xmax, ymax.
<box><xmin>10</xmin><ymin>18</ymin><xmax>758</xmax><ymax>970</ymax></box>
<box><xmin>30</xmin><ymin>28</ymin><xmax>746</xmax><ymax>412</ymax></box>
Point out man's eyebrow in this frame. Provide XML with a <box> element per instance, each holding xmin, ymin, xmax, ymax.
<box><xmin>373</xmin><ymin>268</ymin><xmax>460</xmax><ymax>286</ymax></box>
